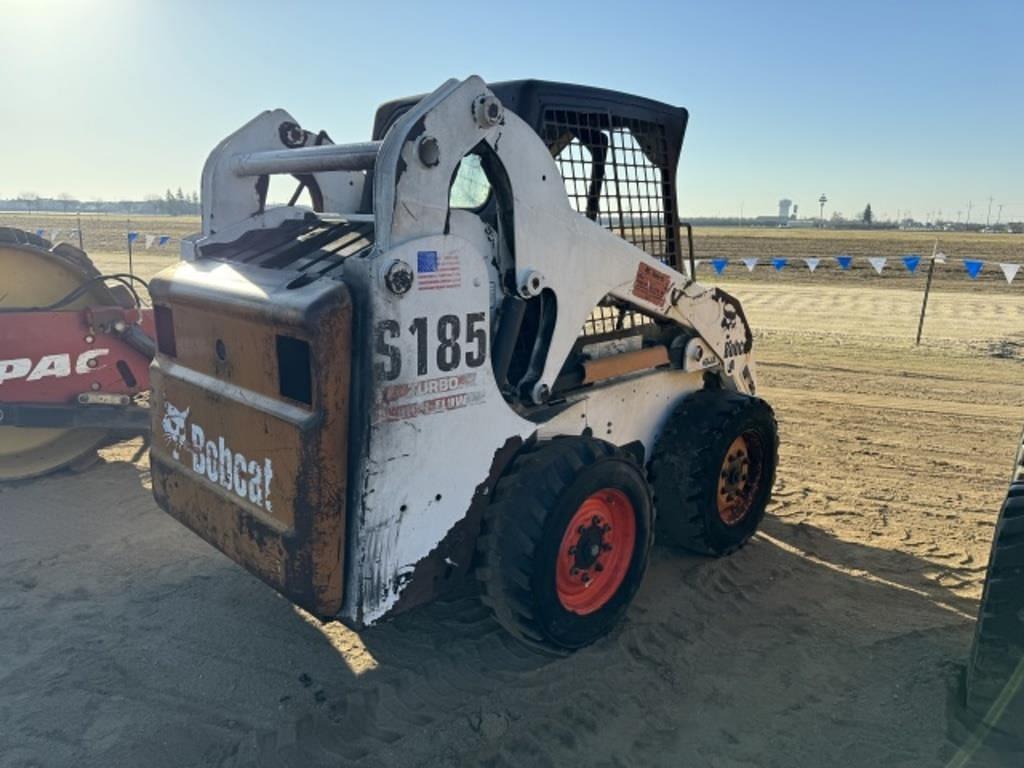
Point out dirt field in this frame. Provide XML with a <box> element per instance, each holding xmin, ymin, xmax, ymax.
<box><xmin>2</xmin><ymin>222</ymin><xmax>1023</xmax><ymax>766</ymax></box>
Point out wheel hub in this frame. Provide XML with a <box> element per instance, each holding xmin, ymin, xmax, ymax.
<box><xmin>556</xmin><ymin>489</ymin><xmax>636</xmax><ymax>615</ymax></box>
<box><xmin>569</xmin><ymin>517</ymin><xmax>612</xmax><ymax>573</ymax></box>
<box><xmin>716</xmin><ymin>433</ymin><xmax>763</xmax><ymax>526</ymax></box>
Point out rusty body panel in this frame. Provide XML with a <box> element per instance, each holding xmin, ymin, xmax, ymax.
<box><xmin>149</xmin><ymin>260</ymin><xmax>351</xmax><ymax>617</ymax></box>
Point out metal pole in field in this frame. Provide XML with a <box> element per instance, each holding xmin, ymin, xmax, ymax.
<box><xmin>76</xmin><ymin>211</ymin><xmax>84</xmax><ymax>251</ymax></box>
<box><xmin>127</xmin><ymin>218</ymin><xmax>133</xmax><ymax>278</ymax></box>
<box><xmin>915</xmin><ymin>240</ymin><xmax>939</xmax><ymax>346</ymax></box>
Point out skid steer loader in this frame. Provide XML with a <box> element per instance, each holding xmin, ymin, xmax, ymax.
<box><xmin>149</xmin><ymin>76</ymin><xmax>778</xmax><ymax>652</ymax></box>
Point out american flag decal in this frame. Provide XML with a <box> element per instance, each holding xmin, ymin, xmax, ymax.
<box><xmin>416</xmin><ymin>250</ymin><xmax>461</xmax><ymax>291</ymax></box>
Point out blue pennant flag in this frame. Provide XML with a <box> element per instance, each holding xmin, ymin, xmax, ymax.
<box><xmin>35</xmin><ymin>228</ymin><xmax>45</xmax><ymax>237</ymax></box>
<box><xmin>902</xmin><ymin>254</ymin><xmax>921</xmax><ymax>273</ymax></box>
<box><xmin>158</xmin><ymin>235</ymin><xmax>171</xmax><ymax>246</ymax></box>
<box><xmin>712</xmin><ymin>258</ymin><xmax>728</xmax><ymax>275</ymax></box>
<box><xmin>836</xmin><ymin>255</ymin><xmax>853</xmax><ymax>270</ymax></box>
<box><xmin>963</xmin><ymin>259</ymin><xmax>984</xmax><ymax>279</ymax></box>
<box><xmin>127</xmin><ymin>231</ymin><xmax>139</xmax><ymax>244</ymax></box>
<box><xmin>772</xmin><ymin>257</ymin><xmax>788</xmax><ymax>271</ymax></box>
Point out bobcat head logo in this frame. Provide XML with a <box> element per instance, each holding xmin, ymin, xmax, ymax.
<box><xmin>720</xmin><ymin>303</ymin><xmax>738</xmax><ymax>331</ymax></box>
<box><xmin>161</xmin><ymin>401</ymin><xmax>190</xmax><ymax>460</ymax></box>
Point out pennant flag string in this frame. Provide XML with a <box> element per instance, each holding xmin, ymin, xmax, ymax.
<box><xmin>964</xmin><ymin>259</ymin><xmax>984</xmax><ymax>279</ymax></box>
<box><xmin>686</xmin><ymin>253</ymin><xmax>1017</xmax><ymax>285</ymax></box>
<box><xmin>144</xmin><ymin>234</ymin><xmax>157</xmax><ymax>249</ymax></box>
<box><xmin>999</xmin><ymin>263</ymin><xmax>1020</xmax><ymax>284</ymax></box>
<box><xmin>902</xmin><ymin>254</ymin><xmax>921</xmax><ymax>273</ymax></box>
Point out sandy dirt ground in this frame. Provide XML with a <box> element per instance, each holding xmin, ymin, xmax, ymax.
<box><xmin>2</xmin><ymin>243</ymin><xmax>1023</xmax><ymax>766</ymax></box>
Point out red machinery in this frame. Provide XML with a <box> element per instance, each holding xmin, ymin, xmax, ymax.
<box><xmin>0</xmin><ymin>227</ymin><xmax>154</xmax><ymax>481</ymax></box>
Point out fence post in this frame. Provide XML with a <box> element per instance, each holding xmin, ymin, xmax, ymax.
<box><xmin>127</xmin><ymin>218</ymin><xmax>134</xmax><ymax>278</ymax></box>
<box><xmin>915</xmin><ymin>240</ymin><xmax>939</xmax><ymax>346</ymax></box>
<box><xmin>76</xmin><ymin>211</ymin><xmax>84</xmax><ymax>251</ymax></box>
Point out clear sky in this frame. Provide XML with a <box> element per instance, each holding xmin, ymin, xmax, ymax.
<box><xmin>2</xmin><ymin>0</ymin><xmax>1022</xmax><ymax>222</ymax></box>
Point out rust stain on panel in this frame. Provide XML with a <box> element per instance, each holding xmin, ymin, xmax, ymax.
<box><xmin>149</xmin><ymin>263</ymin><xmax>352</xmax><ymax>618</ymax></box>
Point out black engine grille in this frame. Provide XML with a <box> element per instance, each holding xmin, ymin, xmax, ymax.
<box><xmin>199</xmin><ymin>215</ymin><xmax>373</xmax><ymax>279</ymax></box>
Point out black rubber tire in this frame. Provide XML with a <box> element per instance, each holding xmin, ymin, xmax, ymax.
<box><xmin>951</xmin><ymin>482</ymin><xmax>1024</xmax><ymax>756</ymax></box>
<box><xmin>649</xmin><ymin>389</ymin><xmax>778</xmax><ymax>556</ymax></box>
<box><xmin>0</xmin><ymin>227</ymin><xmax>107</xmax><ymax>289</ymax></box>
<box><xmin>476</xmin><ymin>437</ymin><xmax>654</xmax><ymax>654</ymax></box>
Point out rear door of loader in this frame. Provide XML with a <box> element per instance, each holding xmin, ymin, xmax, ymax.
<box><xmin>148</xmin><ymin>260</ymin><xmax>352</xmax><ymax>618</ymax></box>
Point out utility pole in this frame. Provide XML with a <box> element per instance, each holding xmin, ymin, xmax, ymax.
<box><xmin>818</xmin><ymin>193</ymin><xmax>828</xmax><ymax>228</ymax></box>
<box><xmin>986</xmin><ymin>196</ymin><xmax>994</xmax><ymax>227</ymax></box>
<box><xmin>997</xmin><ymin>203</ymin><xmax>1004</xmax><ymax>225</ymax></box>
<box><xmin>966</xmin><ymin>200</ymin><xmax>973</xmax><ymax>226</ymax></box>
<box><xmin>126</xmin><ymin>217</ymin><xmax>134</xmax><ymax>278</ymax></box>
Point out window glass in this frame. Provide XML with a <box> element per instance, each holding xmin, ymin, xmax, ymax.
<box><xmin>449</xmin><ymin>154</ymin><xmax>491</xmax><ymax>209</ymax></box>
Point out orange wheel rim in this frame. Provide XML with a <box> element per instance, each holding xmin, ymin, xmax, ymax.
<box><xmin>717</xmin><ymin>433</ymin><xmax>763</xmax><ymax>526</ymax></box>
<box><xmin>555</xmin><ymin>488</ymin><xmax>636</xmax><ymax>615</ymax></box>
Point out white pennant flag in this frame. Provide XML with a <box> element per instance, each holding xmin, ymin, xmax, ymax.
<box><xmin>742</xmin><ymin>257</ymin><xmax>759</xmax><ymax>272</ymax></box>
<box><xmin>999</xmin><ymin>263</ymin><xmax>1020</xmax><ymax>284</ymax></box>
<box><xmin>868</xmin><ymin>257</ymin><xmax>887</xmax><ymax>274</ymax></box>
<box><xmin>145</xmin><ymin>234</ymin><xmax>157</xmax><ymax>249</ymax></box>
<box><xmin>50</xmin><ymin>228</ymin><xmax>61</xmax><ymax>241</ymax></box>
<box><xmin>803</xmin><ymin>257</ymin><xmax>820</xmax><ymax>272</ymax></box>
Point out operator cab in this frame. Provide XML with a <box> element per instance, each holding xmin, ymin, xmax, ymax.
<box><xmin>373</xmin><ymin>79</ymin><xmax>690</xmax><ymax>273</ymax></box>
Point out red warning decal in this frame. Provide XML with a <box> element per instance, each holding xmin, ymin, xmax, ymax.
<box><xmin>632</xmin><ymin>262</ymin><xmax>671</xmax><ymax>306</ymax></box>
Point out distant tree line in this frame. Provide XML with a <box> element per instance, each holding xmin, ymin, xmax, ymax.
<box><xmin>0</xmin><ymin>190</ymin><xmax>200</xmax><ymax>216</ymax></box>
<box><xmin>151</xmin><ymin>188</ymin><xmax>200</xmax><ymax>215</ymax></box>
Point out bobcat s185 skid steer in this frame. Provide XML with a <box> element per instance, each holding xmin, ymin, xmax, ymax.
<box><xmin>149</xmin><ymin>76</ymin><xmax>778</xmax><ymax>652</ymax></box>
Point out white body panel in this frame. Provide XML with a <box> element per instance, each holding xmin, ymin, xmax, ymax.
<box><xmin>538</xmin><ymin>369</ymin><xmax>706</xmax><ymax>452</ymax></box>
<box><xmin>349</xmin><ymin>234</ymin><xmax>535</xmax><ymax>622</ymax></box>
